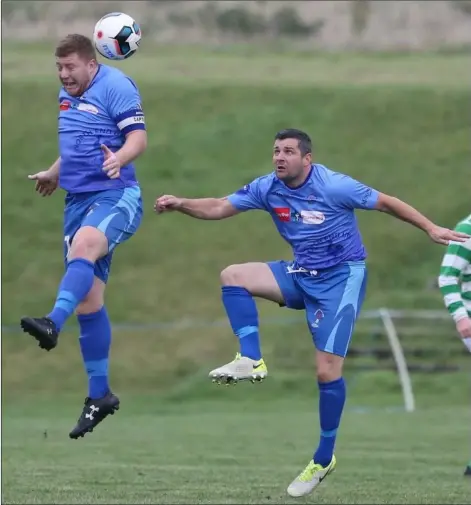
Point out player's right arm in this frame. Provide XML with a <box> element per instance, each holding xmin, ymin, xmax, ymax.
<box><xmin>154</xmin><ymin>178</ymin><xmax>267</xmax><ymax>220</ymax></box>
<box><xmin>28</xmin><ymin>156</ymin><xmax>61</xmax><ymax>196</ymax></box>
<box><xmin>155</xmin><ymin>195</ymin><xmax>239</xmax><ymax>220</ymax></box>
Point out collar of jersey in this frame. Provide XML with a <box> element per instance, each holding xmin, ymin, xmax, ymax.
<box><xmin>85</xmin><ymin>64</ymin><xmax>103</xmax><ymax>93</ymax></box>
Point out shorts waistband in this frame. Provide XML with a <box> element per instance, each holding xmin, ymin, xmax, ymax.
<box><xmin>287</xmin><ymin>260</ymin><xmax>366</xmax><ymax>276</ymax></box>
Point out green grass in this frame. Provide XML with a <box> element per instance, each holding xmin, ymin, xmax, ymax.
<box><xmin>2</xmin><ymin>46</ymin><xmax>470</xmax><ymax>504</ymax></box>
<box><xmin>2</xmin><ymin>48</ymin><xmax>470</xmax><ymax>327</ymax></box>
<box><xmin>3</xmin><ymin>43</ymin><xmax>470</xmax><ymax>87</ymax></box>
<box><xmin>3</xmin><ymin>395</ymin><xmax>470</xmax><ymax>504</ymax></box>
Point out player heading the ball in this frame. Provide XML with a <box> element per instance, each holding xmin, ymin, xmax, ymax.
<box><xmin>21</xmin><ymin>33</ymin><xmax>147</xmax><ymax>440</ymax></box>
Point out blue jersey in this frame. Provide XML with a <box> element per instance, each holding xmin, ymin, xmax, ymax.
<box><xmin>58</xmin><ymin>64</ymin><xmax>145</xmax><ymax>193</ymax></box>
<box><xmin>227</xmin><ymin>164</ymin><xmax>379</xmax><ymax>270</ymax></box>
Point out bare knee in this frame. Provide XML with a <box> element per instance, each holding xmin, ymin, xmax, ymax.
<box><xmin>75</xmin><ymin>277</ymin><xmax>105</xmax><ymax>315</ymax></box>
<box><xmin>69</xmin><ymin>226</ymin><xmax>108</xmax><ymax>262</ymax></box>
<box><xmin>220</xmin><ymin>264</ymin><xmax>247</xmax><ymax>287</ymax></box>
<box><xmin>316</xmin><ymin>351</ymin><xmax>344</xmax><ymax>383</ymax></box>
<box><xmin>220</xmin><ymin>262</ymin><xmax>284</xmax><ymax>304</ymax></box>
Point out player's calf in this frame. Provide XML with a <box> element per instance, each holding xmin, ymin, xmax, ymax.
<box><xmin>69</xmin><ymin>391</ymin><xmax>120</xmax><ymax>439</ymax></box>
<box><xmin>213</xmin><ymin>262</ymin><xmax>284</xmax><ymax>384</ymax></box>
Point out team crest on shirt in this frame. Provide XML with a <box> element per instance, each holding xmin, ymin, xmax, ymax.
<box><xmin>311</xmin><ymin>309</ymin><xmax>324</xmax><ymax>328</ymax></box>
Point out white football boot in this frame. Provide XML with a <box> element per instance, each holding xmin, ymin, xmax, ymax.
<box><xmin>208</xmin><ymin>352</ymin><xmax>267</xmax><ymax>385</ymax></box>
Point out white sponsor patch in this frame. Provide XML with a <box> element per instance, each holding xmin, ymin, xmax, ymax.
<box><xmin>77</xmin><ymin>103</ymin><xmax>99</xmax><ymax>114</ymax></box>
<box><xmin>301</xmin><ymin>210</ymin><xmax>325</xmax><ymax>224</ymax></box>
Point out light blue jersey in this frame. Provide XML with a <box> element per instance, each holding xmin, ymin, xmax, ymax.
<box><xmin>227</xmin><ymin>164</ymin><xmax>379</xmax><ymax>270</ymax></box>
<box><xmin>58</xmin><ymin>64</ymin><xmax>145</xmax><ymax>193</ymax></box>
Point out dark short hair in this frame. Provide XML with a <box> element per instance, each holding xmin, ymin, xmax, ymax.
<box><xmin>55</xmin><ymin>34</ymin><xmax>97</xmax><ymax>61</ymax></box>
<box><xmin>274</xmin><ymin>129</ymin><xmax>312</xmax><ymax>156</ymax></box>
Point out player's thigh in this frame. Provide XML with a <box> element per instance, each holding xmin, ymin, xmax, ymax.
<box><xmin>305</xmin><ymin>262</ymin><xmax>368</xmax><ymax>358</ymax></box>
<box><xmin>81</xmin><ymin>186</ymin><xmax>143</xmax><ymax>283</ymax></box>
<box><xmin>76</xmin><ymin>276</ymin><xmax>106</xmax><ymax>315</ymax></box>
<box><xmin>81</xmin><ymin>186</ymin><xmax>143</xmax><ymax>251</ymax></box>
<box><xmin>220</xmin><ymin>260</ymin><xmax>304</xmax><ymax>309</ymax></box>
<box><xmin>220</xmin><ymin>262</ymin><xmax>284</xmax><ymax>304</ymax></box>
<box><xmin>63</xmin><ymin>195</ymin><xmax>85</xmax><ymax>265</ymax></box>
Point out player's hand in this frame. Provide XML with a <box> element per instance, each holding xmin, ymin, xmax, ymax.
<box><xmin>28</xmin><ymin>170</ymin><xmax>59</xmax><ymax>197</ymax></box>
<box><xmin>154</xmin><ymin>194</ymin><xmax>183</xmax><ymax>213</ymax></box>
<box><xmin>456</xmin><ymin>318</ymin><xmax>471</xmax><ymax>339</ymax></box>
<box><xmin>427</xmin><ymin>225</ymin><xmax>470</xmax><ymax>246</ymax></box>
<box><xmin>101</xmin><ymin>144</ymin><xmax>121</xmax><ymax>179</ymax></box>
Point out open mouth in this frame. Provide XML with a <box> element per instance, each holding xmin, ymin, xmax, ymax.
<box><xmin>63</xmin><ymin>81</ymin><xmax>78</xmax><ymax>93</ymax></box>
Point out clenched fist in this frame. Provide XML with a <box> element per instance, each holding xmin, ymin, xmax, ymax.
<box><xmin>154</xmin><ymin>194</ymin><xmax>183</xmax><ymax>214</ymax></box>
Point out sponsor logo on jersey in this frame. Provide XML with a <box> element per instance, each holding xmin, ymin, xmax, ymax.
<box><xmin>60</xmin><ymin>99</ymin><xmax>99</xmax><ymax>115</ymax></box>
<box><xmin>77</xmin><ymin>103</ymin><xmax>99</xmax><ymax>115</ymax></box>
<box><xmin>301</xmin><ymin>210</ymin><xmax>325</xmax><ymax>225</ymax></box>
<box><xmin>274</xmin><ymin>207</ymin><xmax>290</xmax><ymax>221</ymax></box>
<box><xmin>60</xmin><ymin>100</ymin><xmax>71</xmax><ymax>111</ymax></box>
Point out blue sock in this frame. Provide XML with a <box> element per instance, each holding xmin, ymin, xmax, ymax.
<box><xmin>313</xmin><ymin>377</ymin><xmax>346</xmax><ymax>467</ymax></box>
<box><xmin>78</xmin><ymin>306</ymin><xmax>112</xmax><ymax>399</ymax></box>
<box><xmin>47</xmin><ymin>258</ymin><xmax>95</xmax><ymax>331</ymax></box>
<box><xmin>221</xmin><ymin>286</ymin><xmax>261</xmax><ymax>360</ymax></box>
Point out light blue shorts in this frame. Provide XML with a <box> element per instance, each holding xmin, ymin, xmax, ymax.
<box><xmin>63</xmin><ymin>186</ymin><xmax>142</xmax><ymax>283</ymax></box>
<box><xmin>268</xmin><ymin>260</ymin><xmax>368</xmax><ymax>357</ymax></box>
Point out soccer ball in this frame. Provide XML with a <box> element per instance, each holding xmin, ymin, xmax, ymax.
<box><xmin>93</xmin><ymin>12</ymin><xmax>141</xmax><ymax>61</ymax></box>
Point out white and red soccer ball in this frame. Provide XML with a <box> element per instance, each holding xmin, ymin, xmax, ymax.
<box><xmin>93</xmin><ymin>12</ymin><xmax>141</xmax><ymax>61</ymax></box>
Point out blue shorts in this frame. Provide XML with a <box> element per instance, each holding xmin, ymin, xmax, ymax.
<box><xmin>63</xmin><ymin>186</ymin><xmax>143</xmax><ymax>283</ymax></box>
<box><xmin>268</xmin><ymin>260</ymin><xmax>368</xmax><ymax>357</ymax></box>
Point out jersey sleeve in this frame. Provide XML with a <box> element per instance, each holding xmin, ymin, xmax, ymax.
<box><xmin>226</xmin><ymin>178</ymin><xmax>267</xmax><ymax>212</ymax></box>
<box><xmin>438</xmin><ymin>222</ymin><xmax>471</xmax><ymax>322</ymax></box>
<box><xmin>332</xmin><ymin>174</ymin><xmax>379</xmax><ymax>210</ymax></box>
<box><xmin>106</xmin><ymin>76</ymin><xmax>146</xmax><ymax>135</ymax></box>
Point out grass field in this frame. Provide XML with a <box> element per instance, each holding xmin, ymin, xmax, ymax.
<box><xmin>2</xmin><ymin>45</ymin><xmax>470</xmax><ymax>504</ymax></box>
<box><xmin>3</xmin><ymin>396</ymin><xmax>470</xmax><ymax>504</ymax></box>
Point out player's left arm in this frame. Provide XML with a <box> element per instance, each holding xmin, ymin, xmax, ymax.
<box><xmin>374</xmin><ymin>193</ymin><xmax>469</xmax><ymax>245</ymax></box>
<box><xmin>103</xmin><ymin>76</ymin><xmax>147</xmax><ymax>178</ymax></box>
<box><xmin>334</xmin><ymin>174</ymin><xmax>469</xmax><ymax>245</ymax></box>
